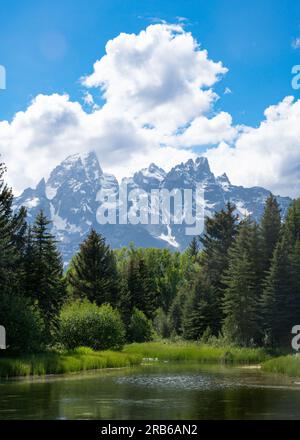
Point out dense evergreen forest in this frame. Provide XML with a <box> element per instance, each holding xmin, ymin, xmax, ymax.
<box><xmin>1</xmin><ymin>159</ymin><xmax>300</xmax><ymax>354</ymax></box>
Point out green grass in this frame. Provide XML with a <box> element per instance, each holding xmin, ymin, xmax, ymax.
<box><xmin>262</xmin><ymin>354</ymin><xmax>300</xmax><ymax>377</ymax></box>
<box><xmin>0</xmin><ymin>342</ymin><xmax>271</xmax><ymax>378</ymax></box>
<box><xmin>123</xmin><ymin>341</ymin><xmax>269</xmax><ymax>364</ymax></box>
<box><xmin>0</xmin><ymin>347</ymin><xmax>142</xmax><ymax>378</ymax></box>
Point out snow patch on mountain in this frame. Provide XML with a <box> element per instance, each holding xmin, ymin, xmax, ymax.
<box><xmin>14</xmin><ymin>150</ymin><xmax>293</xmax><ymax>264</ymax></box>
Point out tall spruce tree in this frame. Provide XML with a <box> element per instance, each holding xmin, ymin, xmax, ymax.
<box><xmin>182</xmin><ymin>273</ymin><xmax>216</xmax><ymax>340</ymax></box>
<box><xmin>0</xmin><ymin>160</ymin><xmax>26</xmax><ymax>296</ymax></box>
<box><xmin>261</xmin><ymin>235</ymin><xmax>293</xmax><ymax>346</ymax></box>
<box><xmin>289</xmin><ymin>239</ymin><xmax>300</xmax><ymax>330</ymax></box>
<box><xmin>285</xmin><ymin>199</ymin><xmax>300</xmax><ymax>242</ymax></box>
<box><xmin>126</xmin><ymin>254</ymin><xmax>157</xmax><ymax>320</ymax></box>
<box><xmin>68</xmin><ymin>229</ymin><xmax>119</xmax><ymax>306</ymax></box>
<box><xmin>169</xmin><ymin>287</ymin><xmax>188</xmax><ymax>336</ymax></box>
<box><xmin>222</xmin><ymin>220</ymin><xmax>261</xmax><ymax>346</ymax></box>
<box><xmin>200</xmin><ymin>202</ymin><xmax>239</xmax><ymax>332</ymax></box>
<box><xmin>260</xmin><ymin>194</ymin><xmax>281</xmax><ymax>271</ymax></box>
<box><xmin>187</xmin><ymin>237</ymin><xmax>199</xmax><ymax>258</ymax></box>
<box><xmin>261</xmin><ymin>199</ymin><xmax>300</xmax><ymax>346</ymax></box>
<box><xmin>25</xmin><ymin>211</ymin><xmax>66</xmax><ymax>327</ymax></box>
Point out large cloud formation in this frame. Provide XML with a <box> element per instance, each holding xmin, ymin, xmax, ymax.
<box><xmin>207</xmin><ymin>96</ymin><xmax>300</xmax><ymax>198</ymax></box>
<box><xmin>1</xmin><ymin>24</ymin><xmax>234</xmax><ymax>193</ymax></box>
<box><xmin>0</xmin><ymin>24</ymin><xmax>299</xmax><ymax>198</ymax></box>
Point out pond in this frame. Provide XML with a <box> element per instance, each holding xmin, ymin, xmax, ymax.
<box><xmin>1</xmin><ymin>363</ymin><xmax>300</xmax><ymax>420</ymax></box>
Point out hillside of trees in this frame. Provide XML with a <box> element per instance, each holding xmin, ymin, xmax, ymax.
<box><xmin>1</xmin><ymin>159</ymin><xmax>300</xmax><ymax>353</ymax></box>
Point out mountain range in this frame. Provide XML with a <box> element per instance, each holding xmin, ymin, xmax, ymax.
<box><xmin>13</xmin><ymin>151</ymin><xmax>292</xmax><ymax>265</ymax></box>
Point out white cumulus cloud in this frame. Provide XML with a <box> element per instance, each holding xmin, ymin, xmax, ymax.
<box><xmin>206</xmin><ymin>96</ymin><xmax>300</xmax><ymax>198</ymax></box>
<box><xmin>1</xmin><ymin>23</ymin><xmax>236</xmax><ymax>194</ymax></box>
<box><xmin>83</xmin><ymin>23</ymin><xmax>230</xmax><ymax>134</ymax></box>
<box><xmin>1</xmin><ymin>23</ymin><xmax>299</xmax><ymax>199</ymax></box>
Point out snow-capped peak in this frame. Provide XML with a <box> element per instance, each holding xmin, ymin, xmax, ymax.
<box><xmin>45</xmin><ymin>151</ymin><xmax>103</xmax><ymax>199</ymax></box>
<box><xmin>14</xmin><ymin>152</ymin><xmax>292</xmax><ymax>265</ymax></box>
<box><xmin>132</xmin><ymin>163</ymin><xmax>166</xmax><ymax>189</ymax></box>
<box><xmin>217</xmin><ymin>172</ymin><xmax>231</xmax><ymax>186</ymax></box>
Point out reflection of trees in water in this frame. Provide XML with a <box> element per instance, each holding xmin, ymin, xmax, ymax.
<box><xmin>189</xmin><ymin>386</ymin><xmax>300</xmax><ymax>420</ymax></box>
<box><xmin>0</xmin><ymin>381</ymin><xmax>60</xmax><ymax>420</ymax></box>
<box><xmin>2</xmin><ymin>367</ymin><xmax>300</xmax><ymax>420</ymax></box>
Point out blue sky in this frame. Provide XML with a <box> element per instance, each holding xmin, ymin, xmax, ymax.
<box><xmin>1</xmin><ymin>0</ymin><xmax>300</xmax><ymax>197</ymax></box>
<box><xmin>1</xmin><ymin>0</ymin><xmax>299</xmax><ymax>124</ymax></box>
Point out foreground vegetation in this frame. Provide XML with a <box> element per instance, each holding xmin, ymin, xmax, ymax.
<box><xmin>262</xmin><ymin>355</ymin><xmax>300</xmax><ymax>378</ymax></box>
<box><xmin>1</xmin><ymin>157</ymin><xmax>300</xmax><ymax>364</ymax></box>
<box><xmin>0</xmin><ymin>342</ymin><xmax>269</xmax><ymax>378</ymax></box>
<box><xmin>124</xmin><ymin>341</ymin><xmax>269</xmax><ymax>364</ymax></box>
<box><xmin>4</xmin><ymin>342</ymin><xmax>300</xmax><ymax>379</ymax></box>
<box><xmin>0</xmin><ymin>347</ymin><xmax>142</xmax><ymax>378</ymax></box>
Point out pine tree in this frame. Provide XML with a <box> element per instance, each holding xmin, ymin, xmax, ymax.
<box><xmin>0</xmin><ymin>160</ymin><xmax>26</xmax><ymax>296</ymax></box>
<box><xmin>169</xmin><ymin>287</ymin><xmax>187</xmax><ymax>335</ymax></box>
<box><xmin>22</xmin><ymin>226</ymin><xmax>37</xmax><ymax>300</ymax></box>
<box><xmin>284</xmin><ymin>198</ymin><xmax>300</xmax><ymax>242</ymax></box>
<box><xmin>289</xmin><ymin>240</ymin><xmax>300</xmax><ymax>331</ymax></box>
<box><xmin>222</xmin><ymin>220</ymin><xmax>261</xmax><ymax>346</ymax></box>
<box><xmin>200</xmin><ymin>202</ymin><xmax>239</xmax><ymax>332</ymax></box>
<box><xmin>261</xmin><ymin>235</ymin><xmax>293</xmax><ymax>347</ymax></box>
<box><xmin>187</xmin><ymin>237</ymin><xmax>199</xmax><ymax>258</ymax></box>
<box><xmin>24</xmin><ymin>211</ymin><xmax>66</xmax><ymax>326</ymax></box>
<box><xmin>182</xmin><ymin>273</ymin><xmax>216</xmax><ymax>340</ymax></box>
<box><xmin>68</xmin><ymin>229</ymin><xmax>119</xmax><ymax>306</ymax></box>
<box><xmin>138</xmin><ymin>257</ymin><xmax>157</xmax><ymax>319</ymax></box>
<box><xmin>260</xmin><ymin>194</ymin><xmax>281</xmax><ymax>271</ymax></box>
<box><xmin>126</xmin><ymin>255</ymin><xmax>157</xmax><ymax>320</ymax></box>
<box><xmin>118</xmin><ymin>278</ymin><xmax>133</xmax><ymax>328</ymax></box>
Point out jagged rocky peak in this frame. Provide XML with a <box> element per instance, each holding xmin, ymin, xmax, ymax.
<box><xmin>36</xmin><ymin>177</ymin><xmax>46</xmax><ymax>195</ymax></box>
<box><xmin>133</xmin><ymin>162</ymin><xmax>166</xmax><ymax>189</ymax></box>
<box><xmin>165</xmin><ymin>156</ymin><xmax>214</xmax><ymax>186</ymax></box>
<box><xmin>45</xmin><ymin>151</ymin><xmax>103</xmax><ymax>199</ymax></box>
<box><xmin>217</xmin><ymin>172</ymin><xmax>231</xmax><ymax>186</ymax></box>
<box><xmin>147</xmin><ymin>163</ymin><xmax>166</xmax><ymax>179</ymax></box>
<box><xmin>195</xmin><ymin>156</ymin><xmax>211</xmax><ymax>170</ymax></box>
<box><xmin>13</xmin><ymin>150</ymin><xmax>293</xmax><ymax>264</ymax></box>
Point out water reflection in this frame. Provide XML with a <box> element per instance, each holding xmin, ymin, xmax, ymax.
<box><xmin>1</xmin><ymin>363</ymin><xmax>300</xmax><ymax>420</ymax></box>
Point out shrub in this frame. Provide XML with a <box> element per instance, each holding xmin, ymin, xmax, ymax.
<box><xmin>58</xmin><ymin>300</ymin><xmax>125</xmax><ymax>350</ymax></box>
<box><xmin>128</xmin><ymin>308</ymin><xmax>153</xmax><ymax>343</ymax></box>
<box><xmin>0</xmin><ymin>293</ymin><xmax>45</xmax><ymax>354</ymax></box>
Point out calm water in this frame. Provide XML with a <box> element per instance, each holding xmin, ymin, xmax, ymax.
<box><xmin>1</xmin><ymin>363</ymin><xmax>300</xmax><ymax>420</ymax></box>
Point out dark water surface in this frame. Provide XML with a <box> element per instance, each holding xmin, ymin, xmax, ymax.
<box><xmin>1</xmin><ymin>363</ymin><xmax>300</xmax><ymax>420</ymax></box>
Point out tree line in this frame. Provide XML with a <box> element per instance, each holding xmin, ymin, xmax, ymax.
<box><xmin>1</xmin><ymin>159</ymin><xmax>300</xmax><ymax>353</ymax></box>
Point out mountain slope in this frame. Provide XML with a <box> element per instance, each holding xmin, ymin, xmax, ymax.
<box><xmin>14</xmin><ymin>151</ymin><xmax>292</xmax><ymax>265</ymax></box>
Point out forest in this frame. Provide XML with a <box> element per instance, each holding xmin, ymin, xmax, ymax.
<box><xmin>1</xmin><ymin>158</ymin><xmax>300</xmax><ymax>357</ymax></box>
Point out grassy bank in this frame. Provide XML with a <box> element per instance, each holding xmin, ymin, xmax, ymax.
<box><xmin>262</xmin><ymin>355</ymin><xmax>300</xmax><ymax>377</ymax></box>
<box><xmin>0</xmin><ymin>342</ymin><xmax>272</xmax><ymax>378</ymax></box>
<box><xmin>0</xmin><ymin>347</ymin><xmax>142</xmax><ymax>378</ymax></box>
<box><xmin>123</xmin><ymin>341</ymin><xmax>269</xmax><ymax>364</ymax></box>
